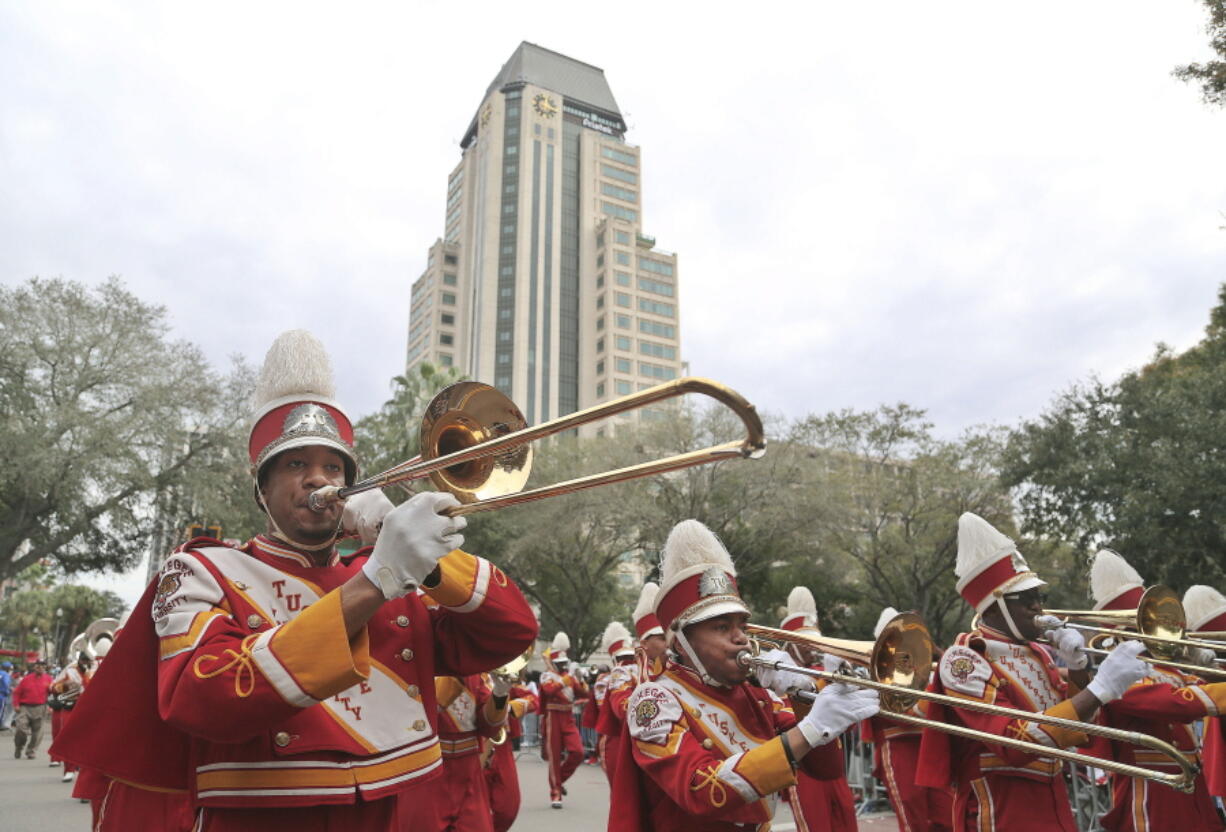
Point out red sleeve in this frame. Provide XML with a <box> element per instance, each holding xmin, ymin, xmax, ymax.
<box><xmin>1106</xmin><ymin>678</ymin><xmax>1226</xmax><ymax>722</ymax></box>
<box><xmin>422</xmin><ymin>552</ymin><xmax>538</xmax><ymax>677</ymax></box>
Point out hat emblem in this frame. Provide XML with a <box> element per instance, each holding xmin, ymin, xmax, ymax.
<box><xmin>1009</xmin><ymin>550</ymin><xmax>1029</xmax><ymax>572</ymax></box>
<box><xmin>283</xmin><ymin>403</ymin><xmax>340</xmax><ymax>439</ymax></box>
<box><xmin>698</xmin><ymin>566</ymin><xmax>732</xmax><ymax>598</ymax></box>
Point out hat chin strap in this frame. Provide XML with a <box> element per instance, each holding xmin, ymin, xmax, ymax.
<box><xmin>672</xmin><ymin>626</ymin><xmax>729</xmax><ymax>689</ymax></box>
<box><xmin>996</xmin><ymin>598</ymin><xmax>1028</xmax><ymax>642</ymax></box>
<box><xmin>257</xmin><ymin>489</ymin><xmax>341</xmax><ymax>553</ymax></box>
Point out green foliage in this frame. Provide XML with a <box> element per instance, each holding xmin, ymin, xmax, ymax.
<box><xmin>0</xmin><ymin>582</ymin><xmax>123</xmax><ymax>661</ymax></box>
<box><xmin>1002</xmin><ymin>284</ymin><xmax>1226</xmax><ymax>592</ymax></box>
<box><xmin>0</xmin><ymin>277</ymin><xmax>255</xmax><ymax>583</ymax></box>
<box><xmin>1174</xmin><ymin>0</ymin><xmax>1226</xmax><ymax>108</ymax></box>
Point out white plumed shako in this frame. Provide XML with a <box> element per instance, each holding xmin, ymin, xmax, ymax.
<box><xmin>1089</xmin><ymin>549</ymin><xmax>1145</xmax><ymax>611</ymax></box>
<box><xmin>601</xmin><ymin>621</ymin><xmax>634</xmax><ymax>658</ymax></box>
<box><xmin>654</xmin><ymin>519</ymin><xmax>749</xmax><ymax>637</ymax></box>
<box><xmin>874</xmin><ymin>606</ymin><xmax>900</xmax><ymax>639</ymax></box>
<box><xmin>633</xmin><ymin>582</ymin><xmax>664</xmax><ymax>639</ymax></box>
<box><xmin>780</xmin><ymin>586</ymin><xmax>820</xmax><ymax>633</ymax></box>
<box><xmin>1184</xmin><ymin>585</ymin><xmax>1226</xmax><ymax>633</ymax></box>
<box><xmin>954</xmin><ymin>512</ymin><xmax>1045</xmax><ymax>613</ymax></box>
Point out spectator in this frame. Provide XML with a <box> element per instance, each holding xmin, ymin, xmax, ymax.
<box><xmin>0</xmin><ymin>660</ymin><xmax>13</xmax><ymax>731</ymax></box>
<box><xmin>12</xmin><ymin>660</ymin><xmax>54</xmax><ymax>759</ymax></box>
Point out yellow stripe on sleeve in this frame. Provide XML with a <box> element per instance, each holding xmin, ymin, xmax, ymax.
<box><xmin>267</xmin><ymin>589</ymin><xmax>369</xmax><ymax>699</ymax></box>
<box><xmin>732</xmin><ymin>736</ymin><xmax>796</xmax><ymax>797</ymax></box>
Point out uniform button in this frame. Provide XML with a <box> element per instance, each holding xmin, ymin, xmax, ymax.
<box><xmin>396</xmin><ymin>615</ymin><xmax>410</xmax><ymax>627</ymax></box>
<box><xmin>247</xmin><ymin>614</ymin><xmax>263</xmax><ymax>629</ymax></box>
<box><xmin>400</xmin><ymin>648</ymin><xmax>414</xmax><ymax>662</ymax></box>
<box><xmin>407</xmin><ymin>685</ymin><xmax>420</xmax><ymax>698</ymax></box>
<box><xmin>274</xmin><ymin>732</ymin><xmax>291</xmax><ymax>747</ymax></box>
<box><xmin>702</xmin><ymin>738</ymin><xmax>714</xmax><ymax>750</ymax></box>
<box><xmin>411</xmin><ymin>720</ymin><xmax>426</xmax><ymax>732</ymax></box>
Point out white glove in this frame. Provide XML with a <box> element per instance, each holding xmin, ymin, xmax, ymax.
<box><xmin>754</xmin><ymin>649</ymin><xmax>816</xmax><ymax>695</ymax></box>
<box><xmin>797</xmin><ymin>682</ymin><xmax>879</xmax><ymax>747</ymax></box>
<box><xmin>489</xmin><ymin>674</ymin><xmax>512</xmax><ymax>697</ymax></box>
<box><xmin>1188</xmin><ymin>647</ymin><xmax>1218</xmax><ymax>668</ymax></box>
<box><xmin>361</xmin><ymin>492</ymin><xmax>467</xmax><ymax>600</ymax></box>
<box><xmin>822</xmin><ymin>653</ymin><xmax>849</xmax><ymax>675</ymax></box>
<box><xmin>342</xmin><ymin>489</ymin><xmax>394</xmax><ymax>545</ymax></box>
<box><xmin>1086</xmin><ymin>640</ymin><xmax>1148</xmax><ymax>704</ymax></box>
<box><xmin>1036</xmin><ymin>617</ymin><xmax>1088</xmax><ymax>670</ymax></box>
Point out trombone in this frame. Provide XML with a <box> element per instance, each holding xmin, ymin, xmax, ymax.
<box><xmin>309</xmin><ymin>377</ymin><xmax>765</xmax><ymax>515</ymax></box>
<box><xmin>1042</xmin><ymin>586</ymin><xmax>1226</xmax><ymax>678</ymax></box>
<box><xmin>739</xmin><ymin>615</ymin><xmax>1199</xmax><ymax>794</ymax></box>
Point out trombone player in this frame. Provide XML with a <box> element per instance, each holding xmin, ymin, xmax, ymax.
<box><xmin>917</xmin><ymin>513</ymin><xmax>1149</xmax><ymax>832</ymax></box>
<box><xmin>1083</xmin><ymin>550</ymin><xmax>1226</xmax><ymax>832</ymax></box>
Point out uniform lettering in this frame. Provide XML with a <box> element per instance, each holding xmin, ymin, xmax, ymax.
<box><xmin>286</xmin><ymin>593</ymin><xmax>302</xmax><ymax>612</ymax></box>
<box><xmin>272</xmin><ymin>579</ymin><xmax>286</xmax><ymax>598</ymax></box>
<box><xmin>359</xmin><ymin>681</ymin><xmax>373</xmax><ymax>695</ymax></box>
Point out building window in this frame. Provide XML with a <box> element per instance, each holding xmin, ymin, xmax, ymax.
<box><xmin>439</xmin><ymin>333</ymin><xmax>454</xmax><ymax>345</ymax></box>
<box><xmin>601</xmin><ymin>146</ymin><xmax>637</xmax><ymax>166</ymax></box>
<box><xmin>500</xmin><ymin>266</ymin><xmax>513</xmax><ymax>276</ymax></box>
<box><xmin>499</xmin><ymin>308</ymin><xmax>511</xmax><ymax>320</ymax></box>
<box><xmin>444</xmin><ymin>254</ymin><xmax>458</xmax><ymax>265</ymax></box>
<box><xmin>441</xmin><ymin>313</ymin><xmax>455</xmax><ymax>324</ymax></box>
<box><xmin>616</xmin><ymin>314</ymin><xmax>631</xmax><ymax>329</ymax></box>
<box><xmin>601</xmin><ymin>202</ymin><xmax>637</xmax><ymax>222</ymax></box>
<box><xmin>637</xmin><ymin>277</ymin><xmax>673</xmax><ymax>297</ymax></box>
<box><xmin>496</xmin><ymin>374</ymin><xmax>510</xmax><ymax>388</ymax></box>
<box><xmin>596</xmin><ymin>253</ymin><xmax>604</xmax><ymax>267</ymax></box>
<box><xmin>596</xmin><ymin>337</ymin><xmax>605</xmax><ymax>353</ymax></box>
<box><xmin>640</xmin><ymin>361</ymin><xmax>677</xmax><ymax>380</ymax></box>
<box><xmin>640</xmin><ymin>340</ymin><xmax>676</xmax><ymax>360</ymax></box>
<box><xmin>615</xmin><ymin>335</ymin><xmax>631</xmax><ymax>351</ymax></box>
<box><xmin>597</xmin><ymin>315</ymin><xmax>605</xmax><ymax>330</ymax></box>
<box><xmin>597</xmin><ymin>382</ymin><xmax>605</xmax><ymax>397</ymax></box>
<box><xmin>615</xmin><ymin>357</ymin><xmax>631</xmax><ymax>373</ymax></box>
<box><xmin>497</xmin><ymin>353</ymin><xmax>510</xmax><ymax>364</ymax></box>
<box><xmin>439</xmin><ymin>353</ymin><xmax>453</xmax><ymax>366</ymax></box>
<box><xmin>596</xmin><ymin>273</ymin><xmax>605</xmax><ymax>288</ymax></box>
<box><xmin>614</xmin><ymin>230</ymin><xmax>631</xmax><ymax>244</ymax></box>
<box><xmin>443</xmin><ymin>273</ymin><xmax>458</xmax><ymax>286</ymax></box>
<box><xmin>596</xmin><ymin>359</ymin><xmax>605</xmax><ymax>375</ymax></box>
<box><xmin>498</xmin><ymin>330</ymin><xmax>511</xmax><ymax>341</ymax></box>
<box><xmin>615</xmin><ymin>271</ymin><xmax>631</xmax><ymax>286</ymax></box>
<box><xmin>638</xmin><ymin>298</ymin><xmax>674</xmax><ymax>317</ymax></box>
<box><xmin>615</xmin><ymin>380</ymin><xmax>632</xmax><ymax>395</ymax></box>
<box><xmin>602</xmin><ymin>164</ymin><xmax>638</xmax><ymax>185</ymax></box>
<box><xmin>638</xmin><ymin>258</ymin><xmax>674</xmax><ymax>276</ymax></box>
<box><xmin>639</xmin><ymin>319</ymin><xmax>675</xmax><ymax>338</ymax></box>
<box><xmin>601</xmin><ymin>182</ymin><xmax>637</xmax><ymax>203</ymax></box>
<box><xmin>597</xmin><ymin>294</ymin><xmax>605</xmax><ymax>309</ymax></box>
<box><xmin>614</xmin><ymin>292</ymin><xmax>631</xmax><ymax>308</ymax></box>
<box><xmin>615</xmin><ymin>251</ymin><xmax>631</xmax><ymax>266</ymax></box>
<box><xmin>506</xmin><ymin>145</ymin><xmax>518</xmax><ymax>155</ymax></box>
<box><xmin>442</xmin><ymin>293</ymin><xmax>456</xmax><ymax>305</ymax></box>
<box><xmin>597</xmin><ymin>232</ymin><xmax>605</xmax><ymax>248</ymax></box>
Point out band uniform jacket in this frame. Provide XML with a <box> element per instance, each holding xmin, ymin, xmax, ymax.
<box><xmin>917</xmin><ymin>625</ymin><xmax>1090</xmax><ymax>832</ymax></box>
<box><xmin>608</xmin><ymin>661</ymin><xmax>844</xmax><ymax>832</ymax></box>
<box><xmin>149</xmin><ymin>535</ymin><xmax>536</xmax><ymax>809</ymax></box>
<box><xmin>784</xmin><ymin>668</ymin><xmax>857</xmax><ymax>832</ymax></box>
<box><xmin>862</xmin><ymin>710</ymin><xmax>953</xmax><ymax>832</ymax></box>
<box><xmin>598</xmin><ymin>662</ymin><xmax>642</xmax><ymax>786</ymax></box>
<box><xmin>1095</xmin><ymin>665</ymin><xmax>1226</xmax><ymax>832</ymax></box>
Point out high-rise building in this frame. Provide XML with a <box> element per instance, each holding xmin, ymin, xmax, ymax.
<box><xmin>406</xmin><ymin>42</ymin><xmax>682</xmax><ymax>427</ymax></box>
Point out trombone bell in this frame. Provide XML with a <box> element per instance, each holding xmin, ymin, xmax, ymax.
<box><xmin>420</xmin><ymin>382</ymin><xmax>531</xmax><ymax>504</ymax></box>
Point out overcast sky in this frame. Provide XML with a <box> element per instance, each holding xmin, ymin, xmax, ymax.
<box><xmin>3</xmin><ymin>1</ymin><xmax>1224</xmax><ymax>606</ymax></box>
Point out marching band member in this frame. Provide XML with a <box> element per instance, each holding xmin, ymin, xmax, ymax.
<box><xmin>53</xmin><ymin>330</ymin><xmax>537</xmax><ymax>832</ymax></box>
<box><xmin>592</xmin><ymin>620</ymin><xmax>636</xmax><ymax>783</ymax></box>
<box><xmin>1185</xmin><ymin>584</ymin><xmax>1226</xmax><ymax>803</ymax></box>
<box><xmin>49</xmin><ymin>651</ymin><xmax>93</xmax><ymax>781</ymax></box>
<box><xmin>609</xmin><ymin>520</ymin><xmax>879</xmax><ymax>832</ymax></box>
<box><xmin>598</xmin><ymin>582</ymin><xmax>668</xmax><ymax>787</ymax></box>
<box><xmin>485</xmin><ymin>674</ymin><xmax>537</xmax><ymax>832</ymax></box>
<box><xmin>423</xmin><ymin>670</ymin><xmax>510</xmax><ymax>832</ymax></box>
<box><xmin>861</xmin><ymin>606</ymin><xmax>953</xmax><ymax>832</ymax></box>
<box><xmin>917</xmin><ymin>513</ymin><xmax>1149</xmax><ymax>832</ymax></box>
<box><xmin>540</xmin><ymin>631</ymin><xmax>589</xmax><ymax>808</ymax></box>
<box><xmin>1084</xmin><ymin>550</ymin><xmax>1225</xmax><ymax>832</ymax></box>
<box><xmin>756</xmin><ymin>586</ymin><xmax>857</xmax><ymax>832</ymax></box>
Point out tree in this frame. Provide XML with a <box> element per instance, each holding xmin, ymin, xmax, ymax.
<box><xmin>46</xmin><ymin>584</ymin><xmax>126</xmax><ymax>662</ymax></box>
<box><xmin>1174</xmin><ymin>0</ymin><xmax>1226</xmax><ymax>107</ymax></box>
<box><xmin>796</xmin><ymin>406</ymin><xmax>1015</xmax><ymax>644</ymax></box>
<box><xmin>1002</xmin><ymin>285</ymin><xmax>1226</xmax><ymax>591</ymax></box>
<box><xmin>0</xmin><ymin>277</ymin><xmax>252</xmax><ymax>583</ymax></box>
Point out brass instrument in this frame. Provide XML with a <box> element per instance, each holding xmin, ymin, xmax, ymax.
<box><xmin>309</xmin><ymin>378</ymin><xmax>765</xmax><ymax>515</ymax></box>
<box><xmin>739</xmin><ymin>613</ymin><xmax>1199</xmax><ymax>793</ymax></box>
<box><xmin>1042</xmin><ymin>586</ymin><xmax>1226</xmax><ymax>678</ymax></box>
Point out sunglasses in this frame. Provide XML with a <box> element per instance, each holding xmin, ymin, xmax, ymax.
<box><xmin>1002</xmin><ymin>589</ymin><xmax>1047</xmax><ymax>606</ymax></box>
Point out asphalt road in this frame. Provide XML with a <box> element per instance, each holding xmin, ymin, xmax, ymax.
<box><xmin>0</xmin><ymin>730</ymin><xmax>897</xmax><ymax>830</ymax></box>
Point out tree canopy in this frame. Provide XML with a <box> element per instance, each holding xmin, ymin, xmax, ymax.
<box><xmin>1174</xmin><ymin>0</ymin><xmax>1226</xmax><ymax>108</ymax></box>
<box><xmin>0</xmin><ymin>277</ymin><xmax>254</xmax><ymax>583</ymax></box>
<box><xmin>1002</xmin><ymin>284</ymin><xmax>1226</xmax><ymax>591</ymax></box>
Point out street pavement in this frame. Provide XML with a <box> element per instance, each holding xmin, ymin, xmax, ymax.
<box><xmin>0</xmin><ymin>730</ymin><xmax>898</xmax><ymax>830</ymax></box>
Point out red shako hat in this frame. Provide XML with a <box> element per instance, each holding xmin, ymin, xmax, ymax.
<box><xmin>779</xmin><ymin>586</ymin><xmax>820</xmax><ymax>634</ymax></box>
<box><xmin>1090</xmin><ymin>549</ymin><xmax>1145</xmax><ymax>612</ymax></box>
<box><xmin>1185</xmin><ymin>586</ymin><xmax>1226</xmax><ymax>633</ymax></box>
<box><xmin>955</xmin><ymin>512</ymin><xmax>1045</xmax><ymax>613</ymax></box>
<box><xmin>654</xmin><ymin>520</ymin><xmax>749</xmax><ymax>638</ymax></box>
<box><xmin>633</xmin><ymin>582</ymin><xmax>664</xmax><ymax>639</ymax></box>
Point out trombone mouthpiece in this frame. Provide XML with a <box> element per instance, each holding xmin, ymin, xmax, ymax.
<box><xmin>736</xmin><ymin>650</ymin><xmax>754</xmax><ymax>668</ymax></box>
<box><xmin>308</xmin><ymin>486</ymin><xmax>341</xmax><ymax>512</ymax></box>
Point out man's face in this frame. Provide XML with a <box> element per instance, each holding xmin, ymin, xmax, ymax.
<box><xmin>33</xmin><ymin>663</ymin><xmax>46</xmax><ymax>674</ymax></box>
<box><xmin>643</xmin><ymin>633</ymin><xmax>667</xmax><ymax>662</ymax></box>
<box><xmin>990</xmin><ymin>587</ymin><xmax>1046</xmax><ymax>641</ymax></box>
<box><xmin>682</xmin><ymin>612</ymin><xmax>751</xmax><ymax>685</ymax></box>
<box><xmin>260</xmin><ymin>446</ymin><xmax>347</xmax><ymax>544</ymax></box>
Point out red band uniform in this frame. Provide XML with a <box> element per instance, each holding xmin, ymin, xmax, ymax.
<box><xmin>484</xmin><ymin>682</ymin><xmax>537</xmax><ymax>832</ymax></box>
<box><xmin>539</xmin><ymin>631</ymin><xmax>589</xmax><ymax>806</ymax></box>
